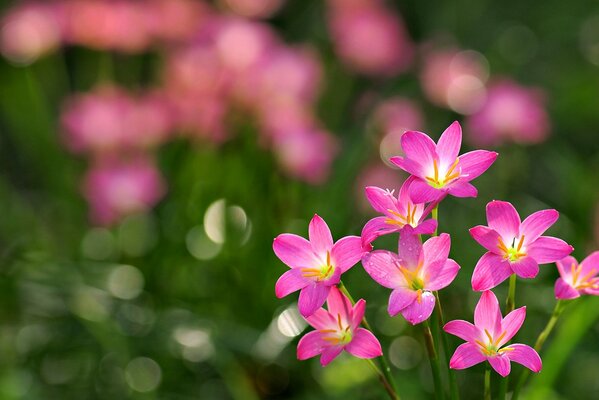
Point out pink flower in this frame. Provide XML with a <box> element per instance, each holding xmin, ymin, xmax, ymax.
<box><xmin>444</xmin><ymin>290</ymin><xmax>542</xmax><ymax>377</ymax></box>
<box><xmin>361</xmin><ymin>177</ymin><xmax>437</xmax><ymax>246</ymax></box>
<box><xmin>361</xmin><ymin>228</ymin><xmax>460</xmax><ymax>324</ymax></box>
<box><xmin>390</xmin><ymin>121</ymin><xmax>498</xmax><ymax>203</ymax></box>
<box><xmin>470</xmin><ymin>201</ymin><xmax>574</xmax><ymax>291</ymax></box>
<box><xmin>273</xmin><ymin>215</ymin><xmax>364</xmax><ymax>317</ymax></box>
<box><xmin>297</xmin><ymin>286</ymin><xmax>382</xmax><ymax>366</ymax></box>
<box><xmin>555</xmin><ymin>253</ymin><xmax>599</xmax><ymax>299</ymax></box>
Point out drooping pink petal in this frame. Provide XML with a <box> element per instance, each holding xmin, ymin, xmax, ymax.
<box><xmin>275</xmin><ymin>269</ymin><xmax>308</xmax><ymax>298</ymax></box>
<box><xmin>488</xmin><ymin>354</ymin><xmax>511</xmax><ymax>377</ymax></box>
<box><xmin>390</xmin><ymin>156</ymin><xmax>425</xmax><ymax>177</ymax></box>
<box><xmin>298</xmin><ymin>284</ymin><xmax>330</xmax><ymax>318</ymax></box>
<box><xmin>350</xmin><ymin>299</ymin><xmax>366</xmax><ymax>331</ymax></box>
<box><xmin>326</xmin><ymin>286</ymin><xmax>353</xmax><ymax>322</ymax></box>
<box><xmin>306</xmin><ymin>308</ymin><xmax>336</xmax><ymax>330</ymax></box>
<box><xmin>527</xmin><ymin>236</ymin><xmax>573</xmax><ymax>264</ymax></box>
<box><xmin>399</xmin><ymin>226</ymin><xmax>422</xmax><ymax>268</ymax></box>
<box><xmin>504</xmin><ymin>344</ymin><xmax>542</xmax><ymax>373</ymax></box>
<box><xmin>556</xmin><ymin>256</ymin><xmax>578</xmax><ymax>280</ymax></box>
<box><xmin>580</xmin><ymin>251</ymin><xmax>599</xmax><ymax>277</ymax></box>
<box><xmin>413</xmin><ymin>218</ymin><xmax>438</xmax><ymax>235</ymax></box>
<box><xmin>362</xmin><ymin>250</ymin><xmax>404</xmax><ymax>289</ymax></box>
<box><xmin>554</xmin><ymin>278</ymin><xmax>580</xmax><ymax>300</ymax></box>
<box><xmin>436</xmin><ymin>121</ymin><xmax>462</xmax><ymax>168</ymax></box>
<box><xmin>297</xmin><ymin>330</ymin><xmax>325</xmax><ymax>360</ymax></box>
<box><xmin>427</xmin><ymin>259</ymin><xmax>461</xmax><ymax>291</ymax></box>
<box><xmin>447</xmin><ymin>182</ymin><xmax>478</xmax><ymax>198</ymax></box>
<box><xmin>309</xmin><ymin>214</ymin><xmax>333</xmax><ymax>255</ymax></box>
<box><xmin>474</xmin><ymin>291</ymin><xmax>502</xmax><ymax>336</ymax></box>
<box><xmin>499</xmin><ymin>307</ymin><xmax>526</xmax><ymax>346</ymax></box>
<box><xmin>331</xmin><ymin>236</ymin><xmax>363</xmax><ymax>273</ymax></box>
<box><xmin>520</xmin><ymin>209</ymin><xmax>559</xmax><ymax>244</ymax></box>
<box><xmin>400</xmin><ymin>291</ymin><xmax>436</xmax><ymax>324</ymax></box>
<box><xmin>471</xmin><ymin>252</ymin><xmax>513</xmax><ymax>291</ymax></box>
<box><xmin>444</xmin><ymin>320</ymin><xmax>482</xmax><ymax>343</ymax></box>
<box><xmin>409</xmin><ymin>179</ymin><xmax>446</xmax><ymax>204</ymax></box>
<box><xmin>365</xmin><ymin>186</ymin><xmax>399</xmax><ymax>215</ymax></box>
<box><xmin>458</xmin><ymin>150</ymin><xmax>498</xmax><ymax>181</ymax></box>
<box><xmin>449</xmin><ymin>342</ymin><xmax>486</xmax><ymax>370</ymax></box>
<box><xmin>400</xmin><ymin>130</ymin><xmax>437</xmax><ymax>169</ymax></box>
<box><xmin>273</xmin><ymin>234</ymin><xmax>317</xmax><ymax>268</ymax></box>
<box><xmin>345</xmin><ymin>328</ymin><xmax>383</xmax><ymax>359</ymax></box>
<box><xmin>510</xmin><ymin>256</ymin><xmax>539</xmax><ymax>279</ymax></box>
<box><xmin>397</xmin><ymin>176</ymin><xmax>417</xmax><ymax>207</ymax></box>
<box><xmin>422</xmin><ymin>233</ymin><xmax>451</xmax><ymax>267</ymax></box>
<box><xmin>320</xmin><ymin>346</ymin><xmax>343</xmax><ymax>366</ymax></box>
<box><xmin>388</xmin><ymin>287</ymin><xmax>418</xmax><ymax>316</ymax></box>
<box><xmin>486</xmin><ymin>201</ymin><xmax>521</xmax><ymax>240</ymax></box>
<box><xmin>361</xmin><ymin>217</ymin><xmax>397</xmax><ymax>247</ymax></box>
<box><xmin>469</xmin><ymin>226</ymin><xmax>502</xmax><ymax>254</ymax></box>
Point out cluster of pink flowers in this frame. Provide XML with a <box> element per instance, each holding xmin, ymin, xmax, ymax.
<box><xmin>273</xmin><ymin>121</ymin><xmax>595</xmax><ymax>397</ymax></box>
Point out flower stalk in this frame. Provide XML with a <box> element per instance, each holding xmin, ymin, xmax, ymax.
<box><xmin>423</xmin><ymin>320</ymin><xmax>445</xmax><ymax>400</ymax></box>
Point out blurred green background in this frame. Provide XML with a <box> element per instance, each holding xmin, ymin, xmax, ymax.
<box><xmin>1</xmin><ymin>0</ymin><xmax>599</xmax><ymax>399</ymax></box>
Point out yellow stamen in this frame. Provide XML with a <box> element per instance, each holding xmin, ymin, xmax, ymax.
<box><xmin>497</xmin><ymin>238</ymin><xmax>509</xmax><ymax>254</ymax></box>
<box><xmin>516</xmin><ymin>235</ymin><xmax>525</xmax><ymax>252</ymax></box>
<box><xmin>319</xmin><ymin>329</ymin><xmax>336</xmax><ymax>334</ymax></box>
<box><xmin>498</xmin><ymin>347</ymin><xmax>515</xmax><ymax>354</ymax></box>
<box><xmin>416</xmin><ymin>289</ymin><xmax>423</xmax><ymax>304</ymax></box>
<box><xmin>484</xmin><ymin>329</ymin><xmax>494</xmax><ymax>344</ymax></box>
<box><xmin>494</xmin><ymin>330</ymin><xmax>507</xmax><ymax>346</ymax></box>
<box><xmin>433</xmin><ymin>159</ymin><xmax>439</xmax><ymax>182</ymax></box>
<box><xmin>446</xmin><ymin>158</ymin><xmax>459</xmax><ymax>177</ymax></box>
<box><xmin>337</xmin><ymin>314</ymin><xmax>343</xmax><ymax>330</ymax></box>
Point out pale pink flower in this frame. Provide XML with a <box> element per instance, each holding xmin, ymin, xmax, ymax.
<box><xmin>555</xmin><ymin>253</ymin><xmax>599</xmax><ymax>299</ymax></box>
<box><xmin>444</xmin><ymin>290</ymin><xmax>542</xmax><ymax>377</ymax></box>
<box><xmin>219</xmin><ymin>0</ymin><xmax>285</xmax><ymax>19</ymax></box>
<box><xmin>145</xmin><ymin>0</ymin><xmax>209</xmax><ymax>43</ymax></box>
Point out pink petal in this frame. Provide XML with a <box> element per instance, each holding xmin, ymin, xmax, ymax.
<box><xmin>399</xmin><ymin>226</ymin><xmax>423</xmax><ymax>268</ymax></box>
<box><xmin>361</xmin><ymin>250</ymin><xmax>404</xmax><ymax>289</ymax></box>
<box><xmin>350</xmin><ymin>299</ymin><xmax>366</xmax><ymax>330</ymax></box>
<box><xmin>510</xmin><ymin>256</ymin><xmax>539</xmax><ymax>279</ymax></box>
<box><xmin>401</xmin><ymin>130</ymin><xmax>437</xmax><ymax>169</ymax></box>
<box><xmin>444</xmin><ymin>320</ymin><xmax>482</xmax><ymax>343</ymax></box>
<box><xmin>426</xmin><ymin>259</ymin><xmax>460</xmax><ymax>291</ymax></box>
<box><xmin>390</xmin><ymin>156</ymin><xmax>425</xmax><ymax>177</ymax></box>
<box><xmin>400</xmin><ymin>291</ymin><xmax>436</xmax><ymax>325</ymax></box>
<box><xmin>423</xmin><ymin>233</ymin><xmax>451</xmax><ymax>266</ymax></box>
<box><xmin>309</xmin><ymin>214</ymin><xmax>333</xmax><ymax>255</ymax></box>
<box><xmin>527</xmin><ymin>236</ymin><xmax>574</xmax><ymax>264</ymax></box>
<box><xmin>388</xmin><ymin>287</ymin><xmax>418</xmax><ymax>316</ymax></box>
<box><xmin>469</xmin><ymin>226</ymin><xmax>502</xmax><ymax>254</ymax></box>
<box><xmin>273</xmin><ymin>234</ymin><xmax>317</xmax><ymax>268</ymax></box>
<box><xmin>556</xmin><ymin>256</ymin><xmax>578</xmax><ymax>280</ymax></box>
<box><xmin>361</xmin><ymin>217</ymin><xmax>398</xmax><ymax>247</ymax></box>
<box><xmin>320</xmin><ymin>346</ymin><xmax>343</xmax><ymax>366</ymax></box>
<box><xmin>298</xmin><ymin>284</ymin><xmax>330</xmax><ymax>318</ymax></box>
<box><xmin>488</xmin><ymin>354</ymin><xmax>511</xmax><ymax>377</ymax></box>
<box><xmin>436</xmin><ymin>121</ymin><xmax>462</xmax><ymax>168</ymax></box>
<box><xmin>447</xmin><ymin>181</ymin><xmax>478</xmax><ymax>198</ymax></box>
<box><xmin>471</xmin><ymin>252</ymin><xmax>513</xmax><ymax>291</ymax></box>
<box><xmin>398</xmin><ymin>176</ymin><xmax>417</xmax><ymax>206</ymax></box>
<box><xmin>458</xmin><ymin>150</ymin><xmax>498</xmax><ymax>181</ymax></box>
<box><xmin>554</xmin><ymin>277</ymin><xmax>580</xmax><ymax>300</ymax></box>
<box><xmin>297</xmin><ymin>330</ymin><xmax>324</xmax><ymax>360</ymax></box>
<box><xmin>486</xmin><ymin>201</ymin><xmax>521</xmax><ymax>240</ymax></box>
<box><xmin>505</xmin><ymin>344</ymin><xmax>542</xmax><ymax>373</ymax></box>
<box><xmin>520</xmin><ymin>209</ymin><xmax>559</xmax><ymax>244</ymax></box>
<box><xmin>275</xmin><ymin>269</ymin><xmax>308</xmax><ymax>298</ymax></box>
<box><xmin>474</xmin><ymin>290</ymin><xmax>502</xmax><ymax>337</ymax></box>
<box><xmin>413</xmin><ymin>218</ymin><xmax>438</xmax><ymax>235</ymax></box>
<box><xmin>345</xmin><ymin>328</ymin><xmax>383</xmax><ymax>359</ymax></box>
<box><xmin>326</xmin><ymin>286</ymin><xmax>353</xmax><ymax>322</ymax></box>
<box><xmin>499</xmin><ymin>307</ymin><xmax>526</xmax><ymax>346</ymax></box>
<box><xmin>409</xmin><ymin>179</ymin><xmax>446</xmax><ymax>204</ymax></box>
<box><xmin>580</xmin><ymin>251</ymin><xmax>599</xmax><ymax>277</ymax></box>
<box><xmin>306</xmin><ymin>308</ymin><xmax>336</xmax><ymax>330</ymax></box>
<box><xmin>331</xmin><ymin>236</ymin><xmax>364</xmax><ymax>273</ymax></box>
<box><xmin>365</xmin><ymin>186</ymin><xmax>399</xmax><ymax>214</ymax></box>
<box><xmin>449</xmin><ymin>342</ymin><xmax>486</xmax><ymax>370</ymax></box>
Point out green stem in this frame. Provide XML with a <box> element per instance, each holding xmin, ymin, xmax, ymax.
<box><xmin>484</xmin><ymin>366</ymin><xmax>491</xmax><ymax>400</ymax></box>
<box><xmin>339</xmin><ymin>282</ymin><xmax>400</xmax><ymax>400</ymax></box>
<box><xmin>432</xmin><ymin>204</ymin><xmax>439</xmax><ymax>236</ymax></box>
<box><xmin>423</xmin><ymin>320</ymin><xmax>444</xmax><ymax>400</ymax></box>
<box><xmin>435</xmin><ymin>292</ymin><xmax>460</xmax><ymax>400</ymax></box>
<box><xmin>498</xmin><ymin>274</ymin><xmax>518</xmax><ymax>399</ymax></box>
<box><xmin>511</xmin><ymin>300</ymin><xmax>566</xmax><ymax>400</ymax></box>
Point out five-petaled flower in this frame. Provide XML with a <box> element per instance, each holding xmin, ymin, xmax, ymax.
<box><xmin>361</xmin><ymin>177</ymin><xmax>437</xmax><ymax>247</ymax></box>
<box><xmin>297</xmin><ymin>287</ymin><xmax>382</xmax><ymax>366</ymax></box>
<box><xmin>470</xmin><ymin>200</ymin><xmax>574</xmax><ymax>291</ymax></box>
<box><xmin>390</xmin><ymin>121</ymin><xmax>498</xmax><ymax>203</ymax></box>
<box><xmin>444</xmin><ymin>290</ymin><xmax>542</xmax><ymax>377</ymax></box>
<box><xmin>361</xmin><ymin>227</ymin><xmax>460</xmax><ymax>324</ymax></box>
<box><xmin>274</xmin><ymin>214</ymin><xmax>364</xmax><ymax>317</ymax></box>
<box><xmin>555</xmin><ymin>252</ymin><xmax>599</xmax><ymax>299</ymax></box>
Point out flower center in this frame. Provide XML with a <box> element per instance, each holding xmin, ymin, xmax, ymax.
<box><xmin>395</xmin><ymin>261</ymin><xmax>426</xmax><ymax>300</ymax></box>
<box><xmin>474</xmin><ymin>329</ymin><xmax>513</xmax><ymax>357</ymax></box>
<box><xmin>571</xmin><ymin>262</ymin><xmax>599</xmax><ymax>290</ymax></box>
<box><xmin>425</xmin><ymin>158</ymin><xmax>461</xmax><ymax>189</ymax></box>
<box><xmin>385</xmin><ymin>203</ymin><xmax>417</xmax><ymax>227</ymax></box>
<box><xmin>498</xmin><ymin>236</ymin><xmax>527</xmax><ymax>262</ymax></box>
<box><xmin>300</xmin><ymin>251</ymin><xmax>335</xmax><ymax>281</ymax></box>
<box><xmin>319</xmin><ymin>313</ymin><xmax>353</xmax><ymax>346</ymax></box>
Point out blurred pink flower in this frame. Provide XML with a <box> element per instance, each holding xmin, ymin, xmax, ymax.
<box><xmin>420</xmin><ymin>49</ymin><xmax>489</xmax><ymax>114</ymax></box>
<box><xmin>83</xmin><ymin>157</ymin><xmax>166</xmax><ymax>225</ymax></box>
<box><xmin>327</xmin><ymin>1</ymin><xmax>413</xmax><ymax>76</ymax></box>
<box><xmin>554</xmin><ymin>253</ymin><xmax>599</xmax><ymax>299</ymax></box>
<box><xmin>467</xmin><ymin>80</ymin><xmax>550</xmax><ymax>146</ymax></box>
<box><xmin>354</xmin><ymin>163</ymin><xmax>405</xmax><ymax>213</ymax></box>
<box><xmin>219</xmin><ymin>0</ymin><xmax>285</xmax><ymax>19</ymax></box>
<box><xmin>145</xmin><ymin>0</ymin><xmax>209</xmax><ymax>43</ymax></box>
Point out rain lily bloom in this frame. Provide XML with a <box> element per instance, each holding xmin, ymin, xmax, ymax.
<box><xmin>470</xmin><ymin>200</ymin><xmax>574</xmax><ymax>291</ymax></box>
<box><xmin>273</xmin><ymin>214</ymin><xmax>363</xmax><ymax>317</ymax></box>
<box><xmin>361</xmin><ymin>177</ymin><xmax>437</xmax><ymax>246</ymax></box>
<box><xmin>361</xmin><ymin>227</ymin><xmax>460</xmax><ymax>324</ymax></box>
<box><xmin>390</xmin><ymin>121</ymin><xmax>498</xmax><ymax>203</ymax></box>
<box><xmin>297</xmin><ymin>286</ymin><xmax>382</xmax><ymax>366</ymax></box>
<box><xmin>444</xmin><ymin>290</ymin><xmax>542</xmax><ymax>377</ymax></box>
<box><xmin>555</xmin><ymin>253</ymin><xmax>599</xmax><ymax>299</ymax></box>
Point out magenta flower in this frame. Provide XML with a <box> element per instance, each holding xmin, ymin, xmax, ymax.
<box><xmin>555</xmin><ymin>253</ymin><xmax>599</xmax><ymax>299</ymax></box>
<box><xmin>361</xmin><ymin>177</ymin><xmax>437</xmax><ymax>246</ymax></box>
<box><xmin>273</xmin><ymin>214</ymin><xmax>363</xmax><ymax>317</ymax></box>
<box><xmin>444</xmin><ymin>290</ymin><xmax>542</xmax><ymax>377</ymax></box>
<box><xmin>297</xmin><ymin>286</ymin><xmax>382</xmax><ymax>366</ymax></box>
<box><xmin>361</xmin><ymin>228</ymin><xmax>460</xmax><ymax>324</ymax></box>
<box><xmin>390</xmin><ymin>121</ymin><xmax>498</xmax><ymax>203</ymax></box>
<box><xmin>470</xmin><ymin>200</ymin><xmax>574</xmax><ymax>291</ymax></box>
